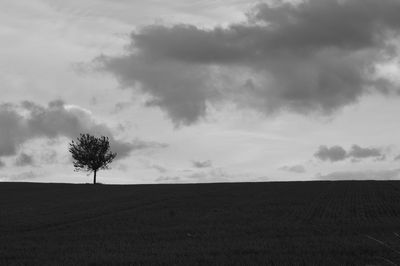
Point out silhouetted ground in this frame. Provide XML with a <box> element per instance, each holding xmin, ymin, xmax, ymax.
<box><xmin>1</xmin><ymin>181</ymin><xmax>400</xmax><ymax>265</ymax></box>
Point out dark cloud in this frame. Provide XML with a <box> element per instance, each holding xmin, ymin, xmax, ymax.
<box><xmin>95</xmin><ymin>0</ymin><xmax>400</xmax><ymax>125</ymax></box>
<box><xmin>317</xmin><ymin>169</ymin><xmax>400</xmax><ymax>180</ymax></box>
<box><xmin>15</xmin><ymin>153</ymin><xmax>34</xmax><ymax>167</ymax></box>
<box><xmin>192</xmin><ymin>160</ymin><xmax>212</xmax><ymax>168</ymax></box>
<box><xmin>314</xmin><ymin>145</ymin><xmax>347</xmax><ymax>162</ymax></box>
<box><xmin>0</xmin><ymin>160</ymin><xmax>5</xmax><ymax>168</ymax></box>
<box><xmin>0</xmin><ymin>100</ymin><xmax>166</xmax><ymax>160</ymax></box>
<box><xmin>394</xmin><ymin>154</ymin><xmax>400</xmax><ymax>161</ymax></box>
<box><xmin>279</xmin><ymin>164</ymin><xmax>306</xmax><ymax>174</ymax></box>
<box><xmin>348</xmin><ymin>145</ymin><xmax>384</xmax><ymax>159</ymax></box>
<box><xmin>315</xmin><ymin>144</ymin><xmax>386</xmax><ymax>162</ymax></box>
<box><xmin>96</xmin><ymin>54</ymin><xmax>212</xmax><ymax>126</ymax></box>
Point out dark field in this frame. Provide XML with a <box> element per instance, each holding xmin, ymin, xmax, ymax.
<box><xmin>2</xmin><ymin>181</ymin><xmax>400</xmax><ymax>265</ymax></box>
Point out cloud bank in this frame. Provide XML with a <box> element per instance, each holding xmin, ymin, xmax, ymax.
<box><xmin>0</xmin><ymin>100</ymin><xmax>166</xmax><ymax>160</ymax></box>
<box><xmin>95</xmin><ymin>0</ymin><xmax>400</xmax><ymax>125</ymax></box>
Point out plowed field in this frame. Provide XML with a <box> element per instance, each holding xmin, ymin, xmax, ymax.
<box><xmin>1</xmin><ymin>181</ymin><xmax>400</xmax><ymax>265</ymax></box>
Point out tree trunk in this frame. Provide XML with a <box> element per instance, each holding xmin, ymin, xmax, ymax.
<box><xmin>93</xmin><ymin>170</ymin><xmax>97</xmax><ymax>185</ymax></box>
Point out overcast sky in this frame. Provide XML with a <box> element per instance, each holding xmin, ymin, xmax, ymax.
<box><xmin>1</xmin><ymin>0</ymin><xmax>400</xmax><ymax>184</ymax></box>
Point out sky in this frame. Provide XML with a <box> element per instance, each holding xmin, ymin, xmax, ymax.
<box><xmin>1</xmin><ymin>0</ymin><xmax>400</xmax><ymax>184</ymax></box>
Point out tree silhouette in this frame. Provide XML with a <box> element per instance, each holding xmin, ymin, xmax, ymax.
<box><xmin>69</xmin><ymin>133</ymin><xmax>117</xmax><ymax>184</ymax></box>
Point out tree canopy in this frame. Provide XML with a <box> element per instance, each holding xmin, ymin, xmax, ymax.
<box><xmin>69</xmin><ymin>133</ymin><xmax>117</xmax><ymax>184</ymax></box>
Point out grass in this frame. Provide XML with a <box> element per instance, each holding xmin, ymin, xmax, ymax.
<box><xmin>2</xmin><ymin>181</ymin><xmax>400</xmax><ymax>265</ymax></box>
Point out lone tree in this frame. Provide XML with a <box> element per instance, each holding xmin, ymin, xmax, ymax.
<box><xmin>69</xmin><ymin>133</ymin><xmax>117</xmax><ymax>184</ymax></box>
